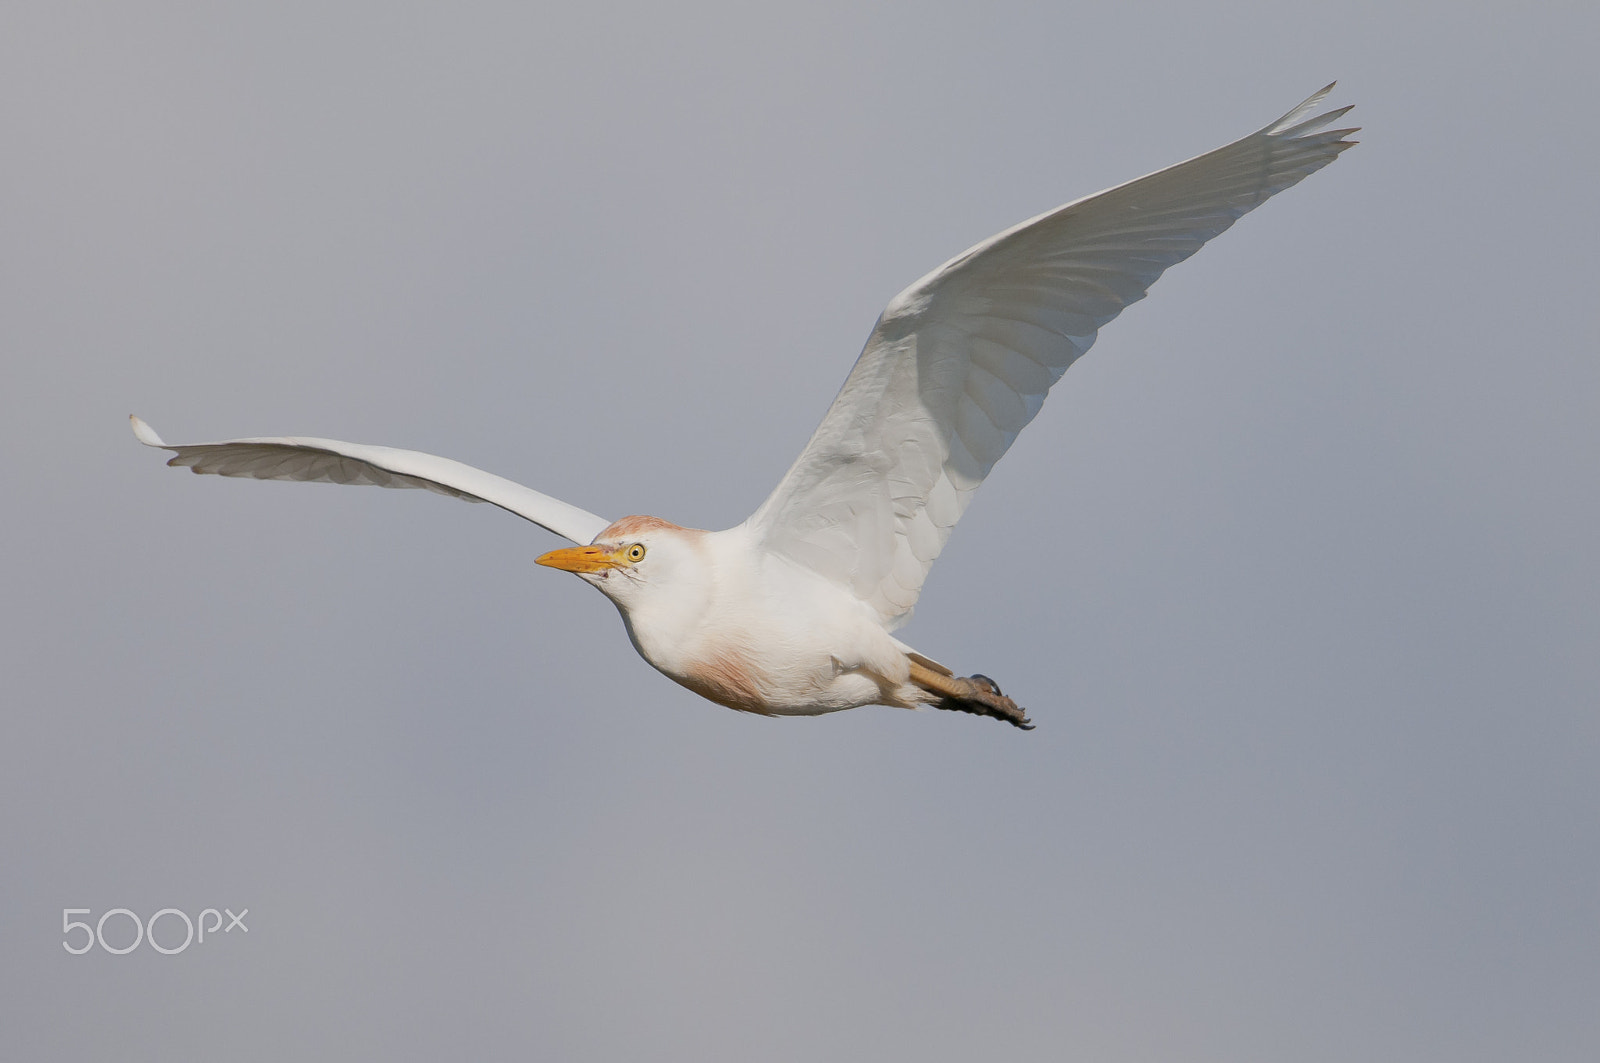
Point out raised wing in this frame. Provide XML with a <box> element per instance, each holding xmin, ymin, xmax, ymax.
<box><xmin>746</xmin><ymin>85</ymin><xmax>1357</xmax><ymax>628</ymax></box>
<box><xmin>130</xmin><ymin>415</ymin><xmax>611</xmax><ymax>545</ymax></box>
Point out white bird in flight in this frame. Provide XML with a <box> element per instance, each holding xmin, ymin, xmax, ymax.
<box><xmin>134</xmin><ymin>86</ymin><xmax>1356</xmax><ymax>730</ymax></box>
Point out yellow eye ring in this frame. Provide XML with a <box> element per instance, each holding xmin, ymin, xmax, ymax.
<box><xmin>626</xmin><ymin>544</ymin><xmax>646</xmax><ymax>562</ymax></box>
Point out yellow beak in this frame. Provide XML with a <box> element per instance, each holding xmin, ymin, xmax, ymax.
<box><xmin>535</xmin><ymin>544</ymin><xmax>626</xmax><ymax>574</ymax></box>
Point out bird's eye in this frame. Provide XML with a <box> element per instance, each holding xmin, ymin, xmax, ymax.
<box><xmin>626</xmin><ymin>544</ymin><xmax>646</xmax><ymax>562</ymax></box>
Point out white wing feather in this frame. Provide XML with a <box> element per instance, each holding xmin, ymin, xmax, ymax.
<box><xmin>746</xmin><ymin>85</ymin><xmax>1358</xmax><ymax>628</ymax></box>
<box><xmin>130</xmin><ymin>415</ymin><xmax>610</xmax><ymax>545</ymax></box>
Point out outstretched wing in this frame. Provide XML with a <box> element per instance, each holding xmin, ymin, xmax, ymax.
<box><xmin>131</xmin><ymin>415</ymin><xmax>611</xmax><ymax>545</ymax></box>
<box><xmin>744</xmin><ymin>85</ymin><xmax>1357</xmax><ymax>628</ymax></box>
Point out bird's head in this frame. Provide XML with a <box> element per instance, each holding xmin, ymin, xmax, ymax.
<box><xmin>534</xmin><ymin>515</ymin><xmax>705</xmax><ymax>612</ymax></box>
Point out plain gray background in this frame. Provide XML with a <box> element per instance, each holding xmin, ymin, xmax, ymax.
<box><xmin>3</xmin><ymin>3</ymin><xmax>1596</xmax><ymax>1060</ymax></box>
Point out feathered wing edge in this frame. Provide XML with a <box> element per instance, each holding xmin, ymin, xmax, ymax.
<box><xmin>130</xmin><ymin>415</ymin><xmax>611</xmax><ymax>545</ymax></box>
<box><xmin>886</xmin><ymin>82</ymin><xmax>1358</xmax><ymax>322</ymax></box>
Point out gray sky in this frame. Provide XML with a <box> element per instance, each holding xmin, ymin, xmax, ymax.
<box><xmin>3</xmin><ymin>3</ymin><xmax>1597</xmax><ymax>1060</ymax></box>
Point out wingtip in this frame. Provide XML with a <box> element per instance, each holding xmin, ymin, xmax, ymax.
<box><xmin>1265</xmin><ymin>81</ymin><xmax>1350</xmax><ymax>136</ymax></box>
<box><xmin>129</xmin><ymin>414</ymin><xmax>166</xmax><ymax>447</ymax></box>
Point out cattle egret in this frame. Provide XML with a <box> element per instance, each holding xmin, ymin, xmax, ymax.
<box><xmin>133</xmin><ymin>86</ymin><xmax>1357</xmax><ymax>729</ymax></box>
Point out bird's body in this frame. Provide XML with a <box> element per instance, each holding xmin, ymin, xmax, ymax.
<box><xmin>134</xmin><ymin>87</ymin><xmax>1358</xmax><ymax>730</ymax></box>
<box><xmin>560</xmin><ymin>518</ymin><xmax>923</xmax><ymax>718</ymax></box>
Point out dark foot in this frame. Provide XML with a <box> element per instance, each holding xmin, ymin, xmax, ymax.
<box><xmin>936</xmin><ymin>674</ymin><xmax>1034</xmax><ymax>730</ymax></box>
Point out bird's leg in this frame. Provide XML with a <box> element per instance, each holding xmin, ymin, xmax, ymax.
<box><xmin>906</xmin><ymin>659</ymin><xmax>1034</xmax><ymax>730</ymax></box>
